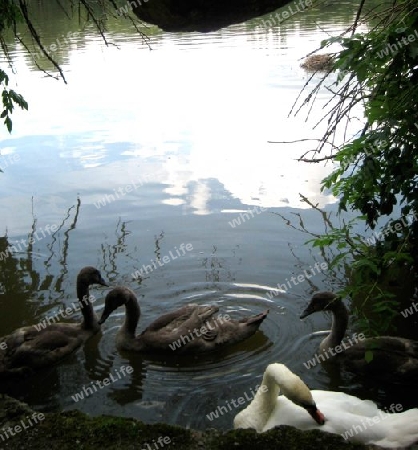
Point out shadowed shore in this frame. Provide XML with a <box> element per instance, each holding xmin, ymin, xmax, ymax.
<box><xmin>0</xmin><ymin>394</ymin><xmax>370</xmax><ymax>450</ymax></box>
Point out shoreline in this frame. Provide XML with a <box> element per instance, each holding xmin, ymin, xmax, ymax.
<box><xmin>0</xmin><ymin>394</ymin><xmax>369</xmax><ymax>450</ymax></box>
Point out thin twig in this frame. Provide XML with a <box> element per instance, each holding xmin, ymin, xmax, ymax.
<box><xmin>18</xmin><ymin>0</ymin><xmax>67</xmax><ymax>83</ymax></box>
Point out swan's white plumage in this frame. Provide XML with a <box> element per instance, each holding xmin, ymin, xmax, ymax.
<box><xmin>233</xmin><ymin>363</ymin><xmax>418</xmax><ymax>448</ymax></box>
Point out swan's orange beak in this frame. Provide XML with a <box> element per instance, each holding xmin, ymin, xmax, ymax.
<box><xmin>304</xmin><ymin>403</ymin><xmax>325</xmax><ymax>425</ymax></box>
<box><xmin>309</xmin><ymin>408</ymin><xmax>325</xmax><ymax>425</ymax></box>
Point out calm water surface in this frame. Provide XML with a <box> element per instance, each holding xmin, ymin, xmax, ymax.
<box><xmin>0</xmin><ymin>1</ymin><xmax>413</xmax><ymax>431</ymax></box>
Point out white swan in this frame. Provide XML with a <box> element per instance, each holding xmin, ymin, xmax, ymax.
<box><xmin>233</xmin><ymin>363</ymin><xmax>418</xmax><ymax>448</ymax></box>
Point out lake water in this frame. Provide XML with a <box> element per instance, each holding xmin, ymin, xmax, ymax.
<box><xmin>0</xmin><ymin>0</ymin><xmax>413</xmax><ymax>431</ymax></box>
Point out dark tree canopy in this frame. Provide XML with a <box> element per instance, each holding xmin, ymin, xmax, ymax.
<box><xmin>130</xmin><ymin>0</ymin><xmax>306</xmax><ymax>31</ymax></box>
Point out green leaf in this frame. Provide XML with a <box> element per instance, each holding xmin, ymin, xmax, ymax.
<box><xmin>365</xmin><ymin>350</ymin><xmax>374</xmax><ymax>363</ymax></box>
<box><xmin>352</xmin><ymin>258</ymin><xmax>380</xmax><ymax>274</ymax></box>
<box><xmin>0</xmin><ymin>70</ymin><xmax>28</xmax><ymax>132</ymax></box>
<box><xmin>5</xmin><ymin>116</ymin><xmax>12</xmax><ymax>132</ymax></box>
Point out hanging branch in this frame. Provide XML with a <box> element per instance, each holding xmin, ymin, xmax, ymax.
<box><xmin>78</xmin><ymin>0</ymin><xmax>112</xmax><ymax>47</ymax></box>
<box><xmin>15</xmin><ymin>34</ymin><xmax>62</xmax><ymax>81</ymax></box>
<box><xmin>350</xmin><ymin>0</ymin><xmax>367</xmax><ymax>36</ymax></box>
<box><xmin>18</xmin><ymin>0</ymin><xmax>67</xmax><ymax>83</ymax></box>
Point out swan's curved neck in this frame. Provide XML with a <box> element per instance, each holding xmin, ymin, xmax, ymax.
<box><xmin>235</xmin><ymin>364</ymin><xmax>318</xmax><ymax>431</ymax></box>
<box><xmin>244</xmin><ymin>369</ymin><xmax>281</xmax><ymax>431</ymax></box>
<box><xmin>77</xmin><ymin>280</ymin><xmax>97</xmax><ymax>330</ymax></box>
<box><xmin>323</xmin><ymin>301</ymin><xmax>349</xmax><ymax>351</ymax></box>
<box><xmin>122</xmin><ymin>296</ymin><xmax>140</xmax><ymax>338</ymax></box>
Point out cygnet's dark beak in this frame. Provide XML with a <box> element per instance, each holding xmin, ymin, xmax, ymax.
<box><xmin>98</xmin><ymin>276</ymin><xmax>108</xmax><ymax>287</ymax></box>
<box><xmin>300</xmin><ymin>304</ymin><xmax>314</xmax><ymax>319</ymax></box>
<box><xmin>98</xmin><ymin>308</ymin><xmax>112</xmax><ymax>325</ymax></box>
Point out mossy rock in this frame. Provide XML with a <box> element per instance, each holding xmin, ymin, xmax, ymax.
<box><xmin>0</xmin><ymin>395</ymin><xmax>369</xmax><ymax>450</ymax></box>
<box><xmin>207</xmin><ymin>426</ymin><xmax>366</xmax><ymax>450</ymax></box>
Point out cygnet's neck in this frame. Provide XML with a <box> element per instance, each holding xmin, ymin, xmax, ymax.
<box><xmin>320</xmin><ymin>301</ymin><xmax>349</xmax><ymax>352</ymax></box>
<box><xmin>77</xmin><ymin>278</ymin><xmax>98</xmax><ymax>331</ymax></box>
<box><xmin>121</xmin><ymin>295</ymin><xmax>140</xmax><ymax>338</ymax></box>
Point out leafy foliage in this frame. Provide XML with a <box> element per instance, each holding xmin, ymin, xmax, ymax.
<box><xmin>0</xmin><ymin>1</ymin><xmax>27</xmax><ymax>134</ymax></box>
<box><xmin>322</xmin><ymin>9</ymin><xmax>418</xmax><ymax>230</ymax></box>
<box><xmin>0</xmin><ymin>0</ymin><xmax>21</xmax><ymax>33</ymax></box>
<box><xmin>293</xmin><ymin>0</ymin><xmax>418</xmax><ymax>337</ymax></box>
<box><xmin>0</xmin><ymin>69</ymin><xmax>28</xmax><ymax>133</ymax></box>
<box><xmin>282</xmin><ymin>196</ymin><xmax>412</xmax><ymax>336</ymax></box>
